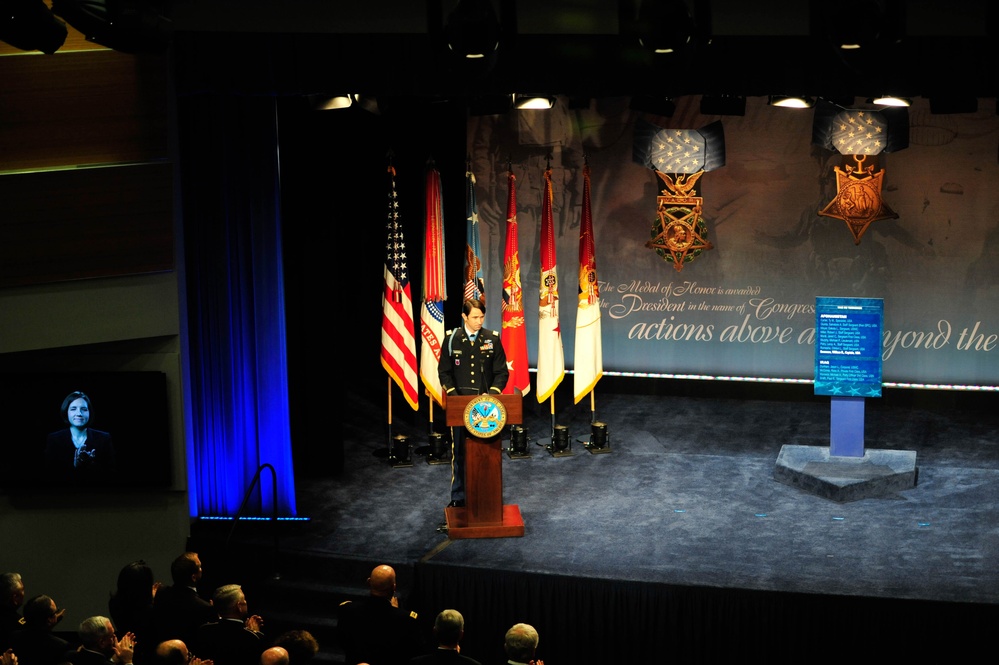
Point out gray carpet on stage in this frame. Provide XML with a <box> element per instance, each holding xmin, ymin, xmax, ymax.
<box><xmin>294</xmin><ymin>383</ymin><xmax>999</xmax><ymax>605</ymax></box>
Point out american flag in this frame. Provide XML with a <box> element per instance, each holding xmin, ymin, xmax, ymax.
<box><xmin>381</xmin><ymin>164</ymin><xmax>419</xmax><ymax>411</ymax></box>
<box><xmin>463</xmin><ymin>167</ymin><xmax>486</xmax><ymax>304</ymax></box>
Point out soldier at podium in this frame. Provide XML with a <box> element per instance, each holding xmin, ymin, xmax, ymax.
<box><xmin>438</xmin><ymin>298</ymin><xmax>508</xmax><ymax>508</ymax></box>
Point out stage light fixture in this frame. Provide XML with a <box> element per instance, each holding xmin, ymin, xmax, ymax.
<box><xmin>768</xmin><ymin>95</ymin><xmax>815</xmax><ymax>109</ymax></box>
<box><xmin>585</xmin><ymin>421</ymin><xmax>612</xmax><ymax>455</ymax></box>
<box><xmin>312</xmin><ymin>94</ymin><xmax>357</xmax><ymax>110</ymax></box>
<box><xmin>633</xmin><ymin>0</ymin><xmax>697</xmax><ymax>54</ymax></box>
<box><xmin>0</xmin><ymin>0</ymin><xmax>68</xmax><ymax>54</ymax></box>
<box><xmin>870</xmin><ymin>95</ymin><xmax>911</xmax><ymax>107</ymax></box>
<box><xmin>390</xmin><ymin>434</ymin><xmax>413</xmax><ymax>468</ymax></box>
<box><xmin>443</xmin><ymin>0</ymin><xmax>501</xmax><ymax>60</ymax></box>
<box><xmin>699</xmin><ymin>94</ymin><xmax>746</xmax><ymax>116</ymax></box>
<box><xmin>50</xmin><ymin>0</ymin><xmax>172</xmax><ymax>54</ymax></box>
<box><xmin>514</xmin><ymin>95</ymin><xmax>555</xmax><ymax>110</ymax></box>
<box><xmin>507</xmin><ymin>425</ymin><xmax>530</xmax><ymax>459</ymax></box>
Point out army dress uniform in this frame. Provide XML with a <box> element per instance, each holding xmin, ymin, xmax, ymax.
<box><xmin>437</xmin><ymin>325</ymin><xmax>509</xmax><ymax>504</ymax></box>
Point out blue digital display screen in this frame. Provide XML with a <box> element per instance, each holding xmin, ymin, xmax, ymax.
<box><xmin>814</xmin><ymin>297</ymin><xmax>884</xmax><ymax>397</ymax></box>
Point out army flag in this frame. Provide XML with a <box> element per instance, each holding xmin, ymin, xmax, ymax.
<box><xmin>501</xmin><ymin>169</ymin><xmax>530</xmax><ymax>396</ymax></box>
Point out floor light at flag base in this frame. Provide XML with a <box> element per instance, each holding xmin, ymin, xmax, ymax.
<box><xmin>506</xmin><ymin>425</ymin><xmax>531</xmax><ymax>460</ymax></box>
<box><xmin>546</xmin><ymin>425</ymin><xmax>575</xmax><ymax>458</ymax></box>
<box><xmin>583</xmin><ymin>421</ymin><xmax>613</xmax><ymax>455</ymax></box>
<box><xmin>389</xmin><ymin>434</ymin><xmax>413</xmax><ymax>468</ymax></box>
<box><xmin>425</xmin><ymin>431</ymin><xmax>450</xmax><ymax>466</ymax></box>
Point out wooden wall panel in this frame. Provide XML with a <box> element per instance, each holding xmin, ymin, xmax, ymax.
<box><xmin>0</xmin><ymin>163</ymin><xmax>174</xmax><ymax>287</ymax></box>
<box><xmin>0</xmin><ymin>50</ymin><xmax>169</xmax><ymax>171</ymax></box>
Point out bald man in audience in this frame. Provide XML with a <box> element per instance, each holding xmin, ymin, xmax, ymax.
<box><xmin>259</xmin><ymin>647</ymin><xmax>288</xmax><ymax>665</ymax></box>
<box><xmin>153</xmin><ymin>640</ymin><xmax>213</xmax><ymax>665</ymax></box>
<box><xmin>337</xmin><ymin>565</ymin><xmax>423</xmax><ymax>665</ymax></box>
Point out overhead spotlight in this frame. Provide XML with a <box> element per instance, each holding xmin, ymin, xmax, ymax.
<box><xmin>769</xmin><ymin>95</ymin><xmax>816</xmax><ymax>109</ymax></box>
<box><xmin>630</xmin><ymin>95</ymin><xmax>677</xmax><ymax>117</ymax></box>
<box><xmin>514</xmin><ymin>95</ymin><xmax>555</xmax><ymax>110</ymax></box>
<box><xmin>443</xmin><ymin>0</ymin><xmax>501</xmax><ymax>60</ymax></box>
<box><xmin>700</xmin><ymin>94</ymin><xmax>746</xmax><ymax>116</ymax></box>
<box><xmin>870</xmin><ymin>95</ymin><xmax>911</xmax><ymax>108</ymax></box>
<box><xmin>633</xmin><ymin>0</ymin><xmax>698</xmax><ymax>54</ymax></box>
<box><xmin>0</xmin><ymin>0</ymin><xmax>68</xmax><ymax>54</ymax></box>
<box><xmin>817</xmin><ymin>0</ymin><xmax>901</xmax><ymax>52</ymax></box>
<box><xmin>311</xmin><ymin>94</ymin><xmax>357</xmax><ymax>110</ymax></box>
<box><xmin>51</xmin><ymin>0</ymin><xmax>172</xmax><ymax>54</ymax></box>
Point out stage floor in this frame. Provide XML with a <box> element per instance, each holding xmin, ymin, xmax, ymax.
<box><xmin>291</xmin><ymin>382</ymin><xmax>999</xmax><ymax>605</ymax></box>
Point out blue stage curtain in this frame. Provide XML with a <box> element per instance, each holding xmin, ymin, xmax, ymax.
<box><xmin>177</xmin><ymin>93</ymin><xmax>297</xmax><ymax>517</ymax></box>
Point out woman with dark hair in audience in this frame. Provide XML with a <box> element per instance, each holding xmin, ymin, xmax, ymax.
<box><xmin>109</xmin><ymin>561</ymin><xmax>160</xmax><ymax>663</ymax></box>
<box><xmin>45</xmin><ymin>391</ymin><xmax>115</xmax><ymax>480</ymax></box>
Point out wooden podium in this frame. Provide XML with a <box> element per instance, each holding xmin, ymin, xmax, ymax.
<box><xmin>444</xmin><ymin>393</ymin><xmax>525</xmax><ymax>539</ymax></box>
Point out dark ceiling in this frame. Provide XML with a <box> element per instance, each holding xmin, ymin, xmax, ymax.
<box><xmin>164</xmin><ymin>0</ymin><xmax>996</xmax><ymax>105</ymax></box>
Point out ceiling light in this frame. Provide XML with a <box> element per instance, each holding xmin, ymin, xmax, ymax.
<box><xmin>514</xmin><ymin>95</ymin><xmax>555</xmax><ymax>110</ymax></box>
<box><xmin>312</xmin><ymin>95</ymin><xmax>356</xmax><ymax>111</ymax></box>
<box><xmin>870</xmin><ymin>95</ymin><xmax>911</xmax><ymax>108</ymax></box>
<box><xmin>769</xmin><ymin>95</ymin><xmax>815</xmax><ymax>109</ymax></box>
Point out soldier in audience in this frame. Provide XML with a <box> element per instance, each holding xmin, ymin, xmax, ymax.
<box><xmin>336</xmin><ymin>565</ymin><xmax>423</xmax><ymax>665</ymax></box>
<box><xmin>192</xmin><ymin>585</ymin><xmax>264</xmax><ymax>665</ymax></box>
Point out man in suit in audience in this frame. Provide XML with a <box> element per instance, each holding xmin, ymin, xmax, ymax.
<box><xmin>151</xmin><ymin>553</ymin><xmax>218</xmax><ymax>648</ymax></box>
<box><xmin>193</xmin><ymin>585</ymin><xmax>265</xmax><ymax>665</ymax></box>
<box><xmin>502</xmin><ymin>624</ymin><xmax>542</xmax><ymax>665</ymax></box>
<box><xmin>152</xmin><ymin>639</ymin><xmax>213</xmax><ymax>665</ymax></box>
<box><xmin>336</xmin><ymin>565</ymin><xmax>422</xmax><ymax>665</ymax></box>
<box><xmin>408</xmin><ymin>609</ymin><xmax>479</xmax><ymax>665</ymax></box>
<box><xmin>6</xmin><ymin>595</ymin><xmax>69</xmax><ymax>665</ymax></box>
<box><xmin>67</xmin><ymin>616</ymin><xmax>135</xmax><ymax>665</ymax></box>
<box><xmin>0</xmin><ymin>573</ymin><xmax>26</xmax><ymax>649</ymax></box>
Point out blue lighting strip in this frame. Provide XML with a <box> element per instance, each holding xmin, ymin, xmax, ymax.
<box><xmin>197</xmin><ymin>516</ymin><xmax>312</xmax><ymax>522</ymax></box>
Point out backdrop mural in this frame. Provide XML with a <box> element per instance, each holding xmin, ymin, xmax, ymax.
<box><xmin>466</xmin><ymin>96</ymin><xmax>999</xmax><ymax>386</ymax></box>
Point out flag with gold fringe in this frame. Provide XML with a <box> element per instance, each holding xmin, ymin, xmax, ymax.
<box><xmin>573</xmin><ymin>163</ymin><xmax>602</xmax><ymax>403</ymax></box>
<box><xmin>381</xmin><ymin>164</ymin><xmax>419</xmax><ymax>410</ymax></box>
<box><xmin>536</xmin><ymin>166</ymin><xmax>564</xmax><ymax>403</ymax></box>
<box><xmin>501</xmin><ymin>168</ymin><xmax>530</xmax><ymax>396</ymax></box>
<box><xmin>463</xmin><ymin>165</ymin><xmax>486</xmax><ymax>304</ymax></box>
<box><xmin>420</xmin><ymin>163</ymin><xmax>446</xmax><ymax>406</ymax></box>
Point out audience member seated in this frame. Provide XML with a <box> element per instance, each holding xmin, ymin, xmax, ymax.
<box><xmin>6</xmin><ymin>595</ymin><xmax>69</xmax><ymax>665</ymax></box>
<box><xmin>0</xmin><ymin>573</ymin><xmax>26</xmax><ymax>649</ymax></box>
<box><xmin>270</xmin><ymin>630</ymin><xmax>317</xmax><ymax>665</ymax></box>
<box><xmin>502</xmin><ymin>624</ymin><xmax>542</xmax><ymax>665</ymax></box>
<box><xmin>408</xmin><ymin>610</ymin><xmax>479</xmax><ymax>665</ymax></box>
<box><xmin>336</xmin><ymin>565</ymin><xmax>423</xmax><ymax>665</ymax></box>
<box><xmin>66</xmin><ymin>616</ymin><xmax>135</xmax><ymax>665</ymax></box>
<box><xmin>109</xmin><ymin>561</ymin><xmax>160</xmax><ymax>665</ymax></box>
<box><xmin>192</xmin><ymin>585</ymin><xmax>264</xmax><ymax>665</ymax></box>
<box><xmin>150</xmin><ymin>640</ymin><xmax>212</xmax><ymax>665</ymax></box>
<box><xmin>258</xmin><ymin>648</ymin><xmax>288</xmax><ymax>665</ymax></box>
<box><xmin>151</xmin><ymin>554</ymin><xmax>217</xmax><ymax>648</ymax></box>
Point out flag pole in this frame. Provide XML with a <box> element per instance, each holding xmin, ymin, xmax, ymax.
<box><xmin>386</xmin><ymin>376</ymin><xmax>393</xmax><ymax>453</ymax></box>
